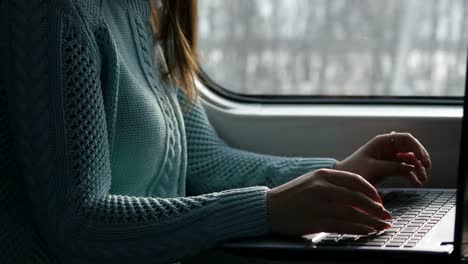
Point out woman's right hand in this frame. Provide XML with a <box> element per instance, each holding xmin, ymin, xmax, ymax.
<box><xmin>266</xmin><ymin>169</ymin><xmax>393</xmax><ymax>236</ymax></box>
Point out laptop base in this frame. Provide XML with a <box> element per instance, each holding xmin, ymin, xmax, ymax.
<box><xmin>221</xmin><ymin>188</ymin><xmax>456</xmax><ymax>262</ymax></box>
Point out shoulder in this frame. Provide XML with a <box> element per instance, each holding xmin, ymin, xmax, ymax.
<box><xmin>5</xmin><ymin>0</ymin><xmax>102</xmax><ymax>72</ymax></box>
<box><xmin>53</xmin><ymin>0</ymin><xmax>113</xmax><ymax>66</ymax></box>
<box><xmin>29</xmin><ymin>0</ymin><xmax>104</xmax><ymax>49</ymax></box>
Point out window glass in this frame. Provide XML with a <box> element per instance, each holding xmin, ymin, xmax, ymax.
<box><xmin>198</xmin><ymin>0</ymin><xmax>468</xmax><ymax>97</ymax></box>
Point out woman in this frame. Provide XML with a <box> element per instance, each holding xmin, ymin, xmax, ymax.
<box><xmin>0</xmin><ymin>0</ymin><xmax>431</xmax><ymax>263</ymax></box>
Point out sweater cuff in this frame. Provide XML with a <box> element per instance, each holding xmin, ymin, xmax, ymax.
<box><xmin>292</xmin><ymin>157</ymin><xmax>338</xmax><ymax>173</ymax></box>
<box><xmin>211</xmin><ymin>186</ymin><xmax>271</xmax><ymax>240</ymax></box>
<box><xmin>270</xmin><ymin>157</ymin><xmax>338</xmax><ymax>187</ymax></box>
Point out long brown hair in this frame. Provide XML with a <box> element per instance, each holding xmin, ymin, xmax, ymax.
<box><xmin>150</xmin><ymin>0</ymin><xmax>199</xmax><ymax>102</ymax></box>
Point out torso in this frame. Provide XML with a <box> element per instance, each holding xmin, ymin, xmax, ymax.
<box><xmin>102</xmin><ymin>0</ymin><xmax>187</xmax><ymax>198</ymax></box>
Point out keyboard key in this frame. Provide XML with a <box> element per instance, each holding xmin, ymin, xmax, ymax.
<box><xmin>386</xmin><ymin>242</ymin><xmax>403</xmax><ymax>247</ymax></box>
<box><xmin>419</xmin><ymin>213</ymin><xmax>432</xmax><ymax>217</ymax></box>
<box><xmin>394</xmin><ymin>221</ymin><xmax>409</xmax><ymax>225</ymax></box>
<box><xmin>401</xmin><ymin>227</ymin><xmax>419</xmax><ymax>233</ymax></box>
<box><xmin>378</xmin><ymin>235</ymin><xmax>393</xmax><ymax>240</ymax></box>
<box><xmin>390</xmin><ymin>238</ymin><xmax>408</xmax><ymax>243</ymax></box>
<box><xmin>360</xmin><ymin>241</ymin><xmax>385</xmax><ymax>247</ymax></box>
<box><xmin>415</xmin><ymin>217</ymin><xmax>430</xmax><ymax>221</ymax></box>
<box><xmin>399</xmin><ymin>216</ymin><xmax>413</xmax><ymax>220</ymax></box>
<box><xmin>404</xmin><ymin>243</ymin><xmax>417</xmax><ymax>248</ymax></box>
<box><xmin>341</xmin><ymin>235</ymin><xmax>358</xmax><ymax>239</ymax></box>
<box><xmin>370</xmin><ymin>238</ymin><xmax>389</xmax><ymax>243</ymax></box>
<box><xmin>395</xmin><ymin>235</ymin><xmax>410</xmax><ymax>240</ymax></box>
<box><xmin>407</xmin><ymin>225</ymin><xmax>422</xmax><ymax>229</ymax></box>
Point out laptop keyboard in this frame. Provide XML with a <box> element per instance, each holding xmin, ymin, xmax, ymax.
<box><xmin>316</xmin><ymin>190</ymin><xmax>456</xmax><ymax>248</ymax></box>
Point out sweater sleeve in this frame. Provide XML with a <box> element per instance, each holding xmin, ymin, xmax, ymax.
<box><xmin>181</xmin><ymin>97</ymin><xmax>338</xmax><ymax>196</ymax></box>
<box><xmin>6</xmin><ymin>4</ymin><xmax>269</xmax><ymax>264</ymax></box>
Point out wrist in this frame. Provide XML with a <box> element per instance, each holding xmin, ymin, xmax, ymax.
<box><xmin>333</xmin><ymin>160</ymin><xmax>342</xmax><ymax>170</ymax></box>
<box><xmin>266</xmin><ymin>189</ymin><xmax>278</xmax><ymax>234</ymax></box>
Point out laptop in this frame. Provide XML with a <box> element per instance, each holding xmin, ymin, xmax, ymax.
<box><xmin>221</xmin><ymin>50</ymin><xmax>468</xmax><ymax>262</ymax></box>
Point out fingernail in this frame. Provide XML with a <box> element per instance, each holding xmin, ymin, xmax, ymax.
<box><xmin>376</xmin><ymin>223</ymin><xmax>391</xmax><ymax>231</ymax></box>
<box><xmin>381</xmin><ymin>222</ymin><xmax>392</xmax><ymax>229</ymax></box>
<box><xmin>414</xmin><ymin>177</ymin><xmax>423</xmax><ymax>187</ymax></box>
<box><xmin>377</xmin><ymin>195</ymin><xmax>383</xmax><ymax>203</ymax></box>
<box><xmin>378</xmin><ymin>213</ymin><xmax>391</xmax><ymax>221</ymax></box>
<box><xmin>376</xmin><ymin>198</ymin><xmax>383</xmax><ymax>205</ymax></box>
<box><xmin>382</xmin><ymin>209</ymin><xmax>393</xmax><ymax>220</ymax></box>
<box><xmin>417</xmin><ymin>176</ymin><xmax>426</xmax><ymax>185</ymax></box>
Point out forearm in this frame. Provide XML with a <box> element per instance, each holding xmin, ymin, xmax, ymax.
<box><xmin>187</xmin><ymin>144</ymin><xmax>336</xmax><ymax>194</ymax></box>
<box><xmin>181</xmin><ymin>95</ymin><xmax>337</xmax><ymax>195</ymax></box>
<box><xmin>55</xmin><ymin>188</ymin><xmax>269</xmax><ymax>263</ymax></box>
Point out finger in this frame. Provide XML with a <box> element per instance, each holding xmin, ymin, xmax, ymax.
<box><xmin>316</xmin><ymin>218</ymin><xmax>376</xmax><ymax>235</ymax></box>
<box><xmin>370</xmin><ymin>159</ymin><xmax>415</xmax><ymax>184</ymax></box>
<box><xmin>319</xmin><ymin>205</ymin><xmax>392</xmax><ymax>231</ymax></box>
<box><xmin>392</xmin><ymin>133</ymin><xmax>432</xmax><ymax>169</ymax></box>
<box><xmin>408</xmin><ymin>171</ymin><xmax>423</xmax><ymax>187</ymax></box>
<box><xmin>324</xmin><ymin>170</ymin><xmax>383</xmax><ymax>204</ymax></box>
<box><xmin>373</xmin><ymin>158</ymin><xmax>422</xmax><ymax>187</ymax></box>
<box><xmin>326</xmin><ymin>183</ymin><xmax>392</xmax><ymax>220</ymax></box>
<box><xmin>396</xmin><ymin>152</ymin><xmax>428</xmax><ymax>184</ymax></box>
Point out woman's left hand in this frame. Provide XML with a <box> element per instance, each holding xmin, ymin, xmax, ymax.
<box><xmin>334</xmin><ymin>132</ymin><xmax>432</xmax><ymax>187</ymax></box>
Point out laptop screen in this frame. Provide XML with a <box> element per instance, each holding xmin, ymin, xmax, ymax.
<box><xmin>456</xmin><ymin>47</ymin><xmax>468</xmax><ymax>258</ymax></box>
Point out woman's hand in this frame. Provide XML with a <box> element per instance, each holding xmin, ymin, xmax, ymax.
<box><xmin>267</xmin><ymin>169</ymin><xmax>392</xmax><ymax>236</ymax></box>
<box><xmin>335</xmin><ymin>132</ymin><xmax>432</xmax><ymax>187</ymax></box>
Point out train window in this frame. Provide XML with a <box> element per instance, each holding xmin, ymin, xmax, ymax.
<box><xmin>198</xmin><ymin>0</ymin><xmax>468</xmax><ymax>102</ymax></box>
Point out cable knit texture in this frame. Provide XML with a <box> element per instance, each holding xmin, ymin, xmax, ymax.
<box><xmin>0</xmin><ymin>0</ymin><xmax>336</xmax><ymax>263</ymax></box>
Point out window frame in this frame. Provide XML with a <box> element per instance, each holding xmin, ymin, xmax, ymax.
<box><xmin>198</xmin><ymin>68</ymin><xmax>464</xmax><ymax>106</ymax></box>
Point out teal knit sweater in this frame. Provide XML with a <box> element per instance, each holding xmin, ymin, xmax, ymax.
<box><xmin>0</xmin><ymin>0</ymin><xmax>336</xmax><ymax>263</ymax></box>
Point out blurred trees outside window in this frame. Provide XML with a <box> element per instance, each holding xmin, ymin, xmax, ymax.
<box><xmin>198</xmin><ymin>0</ymin><xmax>468</xmax><ymax>97</ymax></box>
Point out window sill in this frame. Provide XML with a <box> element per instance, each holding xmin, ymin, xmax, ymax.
<box><xmin>198</xmin><ymin>83</ymin><xmax>463</xmax><ymax>119</ymax></box>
